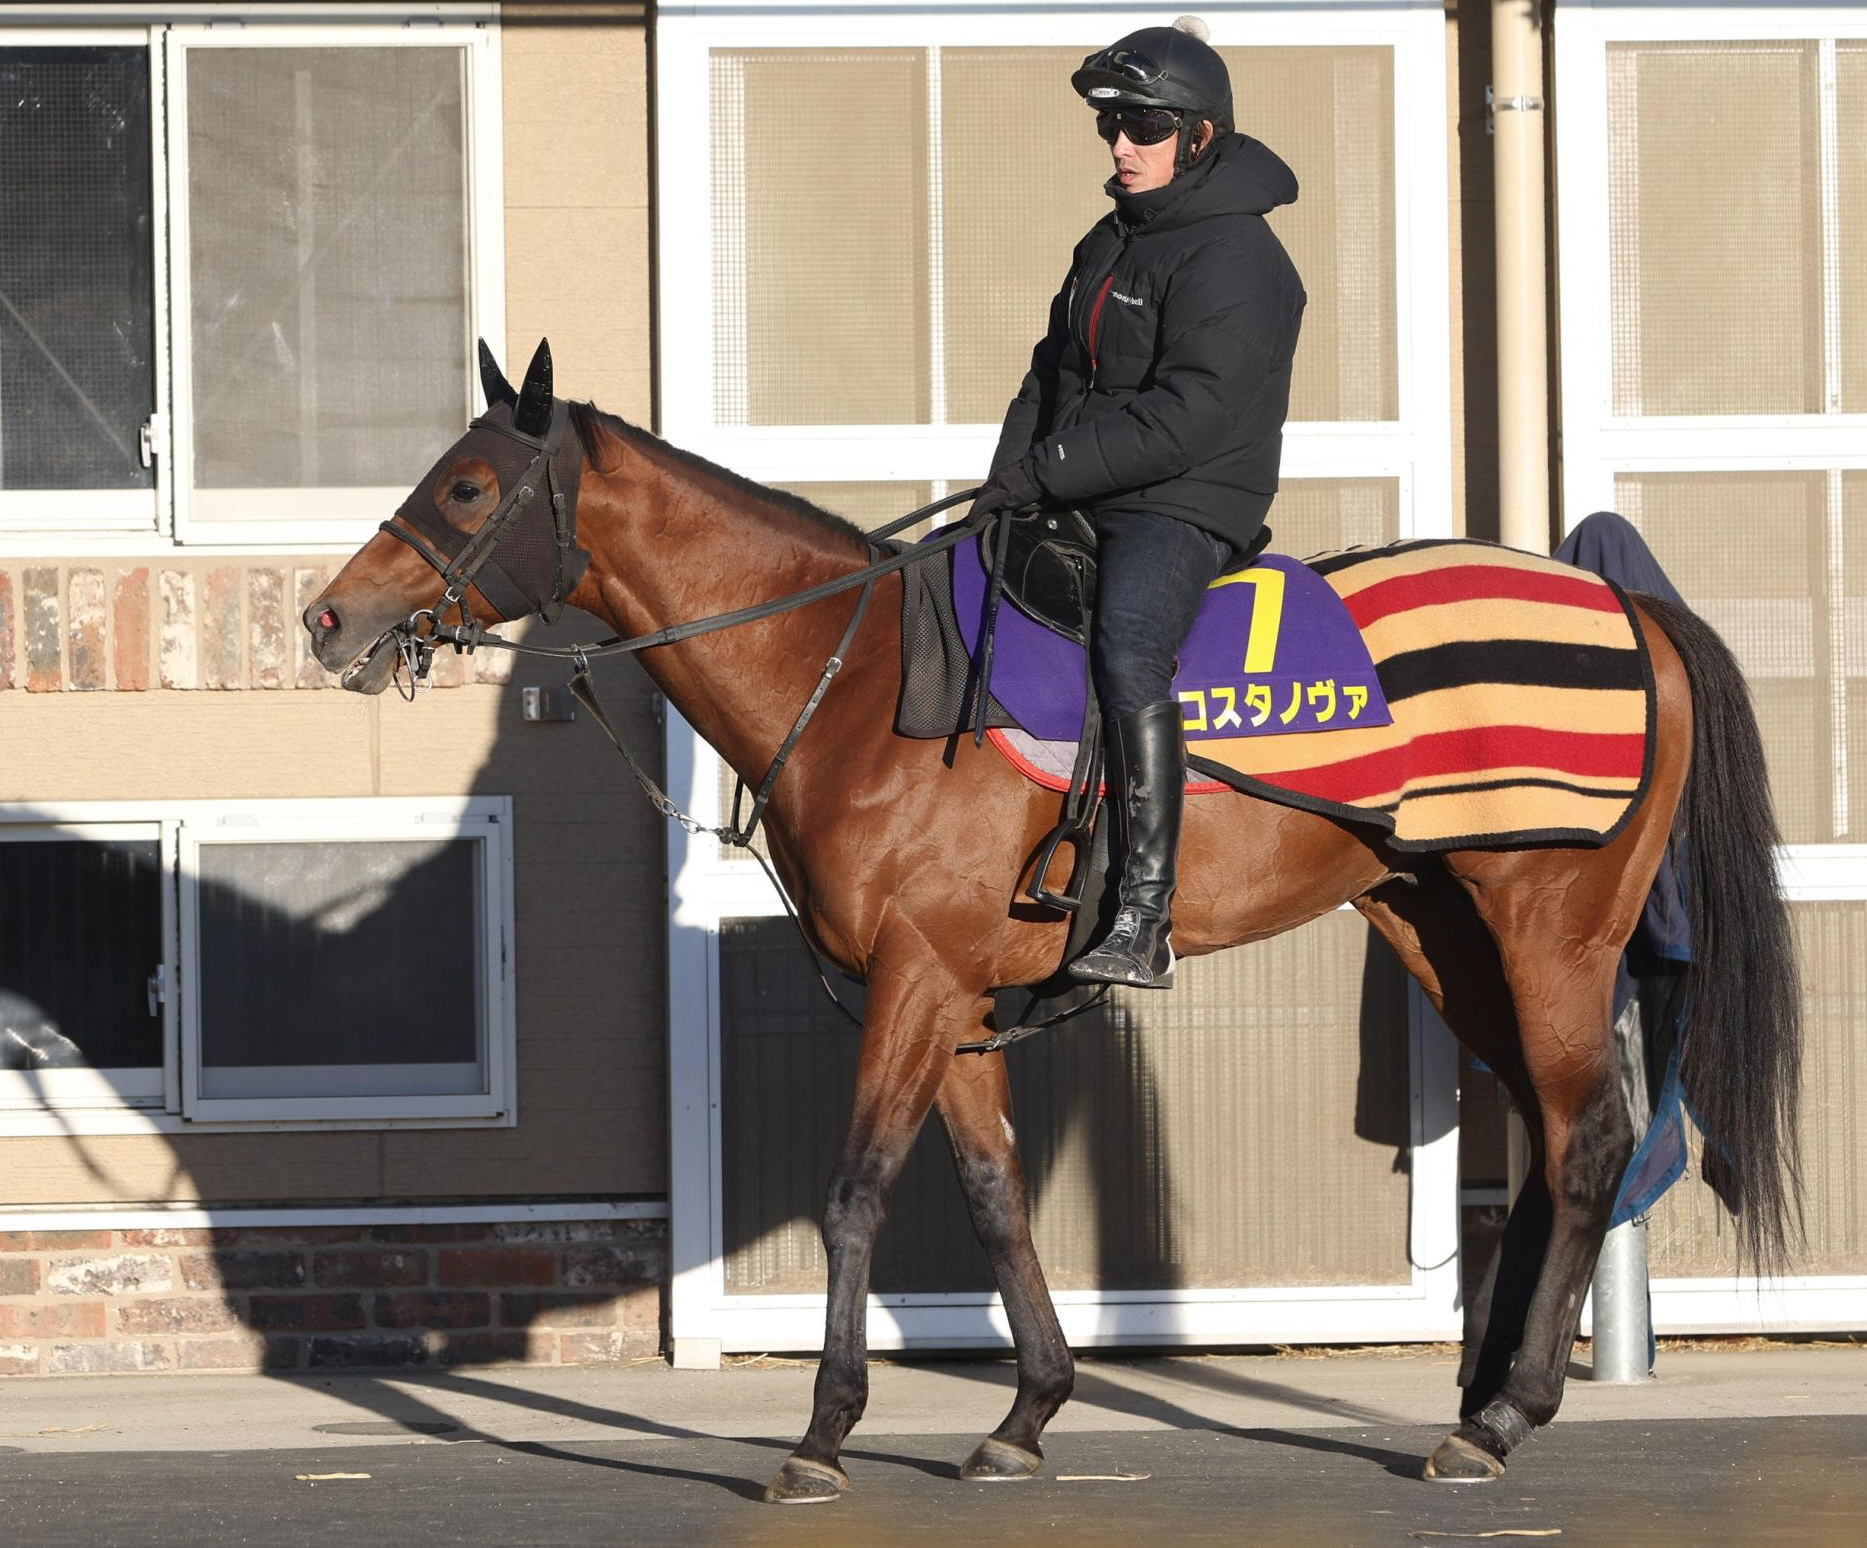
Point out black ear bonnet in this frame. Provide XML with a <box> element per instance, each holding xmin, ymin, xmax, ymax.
<box><xmin>387</xmin><ymin>340</ymin><xmax>589</xmax><ymax>623</ymax></box>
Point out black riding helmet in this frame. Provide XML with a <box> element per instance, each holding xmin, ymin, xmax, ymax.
<box><xmin>1072</xmin><ymin>16</ymin><xmax>1232</xmax><ymax>178</ymax></box>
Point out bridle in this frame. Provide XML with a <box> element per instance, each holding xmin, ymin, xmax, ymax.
<box><xmin>378</xmin><ymin>398</ymin><xmax>585</xmax><ymax>679</ymax></box>
<box><xmin>362</xmin><ymin>395</ymin><xmax>995</xmax><ymax>843</ymax></box>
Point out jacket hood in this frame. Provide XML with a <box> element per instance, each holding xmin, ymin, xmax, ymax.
<box><xmin>1107</xmin><ymin>132</ymin><xmax>1298</xmax><ymax>228</ymax></box>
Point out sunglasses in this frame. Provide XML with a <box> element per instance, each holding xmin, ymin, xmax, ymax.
<box><xmin>1096</xmin><ymin>106</ymin><xmax>1183</xmax><ymax>147</ymax></box>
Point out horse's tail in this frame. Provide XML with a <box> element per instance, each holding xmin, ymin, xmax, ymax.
<box><xmin>1635</xmin><ymin>591</ymin><xmax>1803</xmax><ymax>1275</ymax></box>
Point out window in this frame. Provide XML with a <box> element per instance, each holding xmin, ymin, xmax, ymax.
<box><xmin>1559</xmin><ymin>14</ymin><xmax>1867</xmax><ymax>841</ymax></box>
<box><xmin>0</xmin><ymin>38</ymin><xmax>156</xmax><ymax>532</ymax></box>
<box><xmin>0</xmin><ymin>798</ymin><xmax>513</xmax><ymax>1131</ymax></box>
<box><xmin>671</xmin><ymin>18</ymin><xmax>1442</xmax><ymax>504</ymax></box>
<box><xmin>1556</xmin><ymin>3</ymin><xmax>1867</xmax><ymax>1312</ymax></box>
<box><xmin>659</xmin><ymin>1</ymin><xmax>1463</xmax><ymax>1360</ymax></box>
<box><xmin>0</xmin><ymin>9</ymin><xmax>502</xmax><ymax>548</ymax></box>
<box><xmin>0</xmin><ymin>824</ymin><xmax>167</xmax><ymax>1109</ymax></box>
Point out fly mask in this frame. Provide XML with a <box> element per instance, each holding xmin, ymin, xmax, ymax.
<box><xmin>382</xmin><ymin>338</ymin><xmax>590</xmax><ymax>626</ymax></box>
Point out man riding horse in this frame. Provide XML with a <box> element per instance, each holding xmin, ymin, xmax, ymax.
<box><xmin>971</xmin><ymin>17</ymin><xmax>1307</xmax><ymax>990</ymax></box>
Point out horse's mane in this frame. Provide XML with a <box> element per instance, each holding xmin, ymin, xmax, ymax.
<box><xmin>567</xmin><ymin>401</ymin><xmax>869</xmax><ymax>550</ymax></box>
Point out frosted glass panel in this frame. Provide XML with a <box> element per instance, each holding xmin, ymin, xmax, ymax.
<box><xmin>1222</xmin><ymin>46</ymin><xmax>1396</xmax><ymax>422</ymax></box>
<box><xmin>186</xmin><ymin>47</ymin><xmax>470</xmax><ymax>497</ymax></box>
<box><xmin>1840</xmin><ymin>44</ymin><xmax>1867</xmax><ymax>413</ymax></box>
<box><xmin>1263</xmin><ymin>477</ymin><xmax>1400</xmax><ymax>559</ymax></box>
<box><xmin>716</xmin><ymin>44</ymin><xmax>1396</xmax><ymax>429</ymax></box>
<box><xmin>196</xmin><ymin>838</ymin><xmax>481</xmax><ymax>1098</ymax></box>
<box><xmin>1608</xmin><ymin>41</ymin><xmax>1823</xmax><ymax>416</ymax></box>
<box><xmin>940</xmin><ymin>49</ymin><xmax>1124</xmax><ymax>427</ymax></box>
<box><xmin>712</xmin><ymin>50</ymin><xmax>929</xmax><ymax>426</ymax></box>
<box><xmin>1649</xmin><ymin>902</ymin><xmax>1867</xmax><ymax>1279</ymax></box>
<box><xmin>1615</xmin><ymin>471</ymin><xmax>1863</xmax><ymax>844</ymax></box>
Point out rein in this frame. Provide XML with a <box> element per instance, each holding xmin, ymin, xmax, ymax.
<box><xmin>376</xmin><ymin>438</ymin><xmax>1086</xmax><ymax>1052</ymax></box>
<box><xmin>375</xmin><ymin>476</ymin><xmax>998</xmax><ymax>1034</ymax></box>
<box><xmin>392</xmin><ymin>488</ymin><xmax>988</xmax><ymax>677</ymax></box>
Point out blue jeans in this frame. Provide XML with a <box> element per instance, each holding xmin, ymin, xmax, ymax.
<box><xmin>1090</xmin><ymin>510</ymin><xmax>1234</xmax><ymax>722</ymax></box>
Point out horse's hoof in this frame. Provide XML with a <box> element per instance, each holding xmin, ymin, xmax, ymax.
<box><xmin>762</xmin><ymin>1456</ymin><xmax>850</xmax><ymax>1504</ymax></box>
<box><xmin>1423</xmin><ymin>1432</ymin><xmax>1506</xmax><ymax>1483</ymax></box>
<box><xmin>960</xmin><ymin>1436</ymin><xmax>1043</xmax><ymax>1481</ymax></box>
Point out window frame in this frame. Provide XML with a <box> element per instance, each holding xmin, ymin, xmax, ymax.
<box><xmin>656</xmin><ymin>1</ymin><xmax>1462</xmax><ymax>1363</ymax></box>
<box><xmin>657</xmin><ymin>3</ymin><xmax>1452</xmax><ymax>511</ymax></box>
<box><xmin>0</xmin><ymin>818</ymin><xmax>173</xmax><ymax>1112</ymax></box>
<box><xmin>0</xmin><ymin>795</ymin><xmax>515</xmax><ymax>1135</ymax></box>
<box><xmin>165</xmin><ymin>16</ymin><xmax>506</xmax><ymax>548</ymax></box>
<box><xmin>1556</xmin><ymin>1</ymin><xmax>1867</xmax><ymax>520</ymax></box>
<box><xmin>1555</xmin><ymin>0</ymin><xmax>1867</xmax><ymax>1334</ymax></box>
<box><xmin>0</xmin><ymin>24</ymin><xmax>169</xmax><ymax>541</ymax></box>
<box><xmin>0</xmin><ymin>6</ymin><xmax>503</xmax><ymax>553</ymax></box>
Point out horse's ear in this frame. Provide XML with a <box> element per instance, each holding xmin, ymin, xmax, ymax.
<box><xmin>514</xmin><ymin>337</ymin><xmax>554</xmax><ymax>436</ymax></box>
<box><xmin>478</xmin><ymin>339</ymin><xmax>518</xmax><ymax>410</ymax></box>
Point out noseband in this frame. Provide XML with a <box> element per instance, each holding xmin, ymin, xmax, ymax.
<box><xmin>377</xmin><ymin>398</ymin><xmax>588</xmax><ymax>689</ymax></box>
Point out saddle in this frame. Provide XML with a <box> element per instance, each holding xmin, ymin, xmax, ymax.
<box><xmin>992</xmin><ymin>508</ymin><xmax>1099</xmax><ymax>644</ymax></box>
<box><xmin>987</xmin><ymin>509</ymin><xmax>1273</xmax><ymax>644</ymax></box>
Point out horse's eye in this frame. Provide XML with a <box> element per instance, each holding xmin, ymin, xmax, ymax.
<box><xmin>450</xmin><ymin>480</ymin><xmax>482</xmax><ymax>504</ymax></box>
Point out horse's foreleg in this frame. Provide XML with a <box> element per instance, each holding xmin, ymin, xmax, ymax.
<box><xmin>763</xmin><ymin>961</ymin><xmax>975</xmax><ymax>1506</ymax></box>
<box><xmin>934</xmin><ymin>1047</ymin><xmax>1073</xmax><ymax>1480</ymax></box>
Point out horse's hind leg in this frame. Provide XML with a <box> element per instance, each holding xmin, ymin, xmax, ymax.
<box><xmin>933</xmin><ymin>1047</ymin><xmax>1073</xmax><ymax>1479</ymax></box>
<box><xmin>1425</xmin><ymin>837</ymin><xmax>1692</xmax><ymax>1479</ymax></box>
<box><xmin>763</xmin><ymin>958</ymin><xmax>975</xmax><ymax>1505</ymax></box>
<box><xmin>1354</xmin><ymin>874</ymin><xmax>1554</xmax><ymax>1442</ymax></box>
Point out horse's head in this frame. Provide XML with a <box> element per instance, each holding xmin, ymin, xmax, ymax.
<box><xmin>303</xmin><ymin>338</ymin><xmax>588</xmax><ymax>693</ymax></box>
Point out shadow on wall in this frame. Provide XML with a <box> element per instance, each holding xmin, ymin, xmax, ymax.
<box><xmin>0</xmin><ymin>603</ymin><xmax>668</xmax><ymax>1377</ymax></box>
<box><xmin>3</xmin><ymin>589</ymin><xmax>1429</xmax><ymax>1384</ymax></box>
<box><xmin>708</xmin><ymin>907</ymin><xmax>1423</xmax><ymax>1308</ymax></box>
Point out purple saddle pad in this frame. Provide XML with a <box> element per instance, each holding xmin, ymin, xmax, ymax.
<box><xmin>952</xmin><ymin>531</ymin><xmax>1392</xmax><ymax>744</ymax></box>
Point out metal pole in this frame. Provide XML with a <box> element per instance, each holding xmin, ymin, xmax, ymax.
<box><xmin>1590</xmin><ymin>1216</ymin><xmax>1653</xmax><ymax>1382</ymax></box>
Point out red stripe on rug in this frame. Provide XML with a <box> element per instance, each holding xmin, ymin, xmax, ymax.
<box><xmin>1345</xmin><ymin>565</ymin><xmax>1624</xmax><ymax>629</ymax></box>
<box><xmin>1265</xmin><ymin>725</ymin><xmax>1646</xmax><ymax>803</ymax></box>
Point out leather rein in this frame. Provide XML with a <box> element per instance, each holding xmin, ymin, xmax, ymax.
<box><xmin>374</xmin><ymin>411</ymin><xmax>988</xmax><ymax>857</ymax></box>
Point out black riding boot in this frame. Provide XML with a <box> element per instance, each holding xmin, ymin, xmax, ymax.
<box><xmin>1068</xmin><ymin>699</ymin><xmax>1184</xmax><ymax>988</ymax></box>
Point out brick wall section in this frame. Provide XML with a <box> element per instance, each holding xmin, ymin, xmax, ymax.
<box><xmin>0</xmin><ymin>560</ymin><xmax>512</xmax><ymax>692</ymax></box>
<box><xmin>0</xmin><ymin>1219</ymin><xmax>665</xmax><ymax>1377</ymax></box>
<box><xmin>0</xmin><ymin>569</ymin><xmax>13</xmax><ymax>689</ymax></box>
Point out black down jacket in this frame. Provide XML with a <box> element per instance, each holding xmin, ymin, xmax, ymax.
<box><xmin>991</xmin><ymin>133</ymin><xmax>1305</xmax><ymax>555</ymax></box>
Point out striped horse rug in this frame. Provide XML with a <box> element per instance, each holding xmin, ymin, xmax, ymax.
<box><xmin>990</xmin><ymin>538</ymin><xmax>1655</xmax><ymax>851</ymax></box>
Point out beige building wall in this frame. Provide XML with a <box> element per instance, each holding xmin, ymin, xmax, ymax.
<box><xmin>0</xmin><ymin>6</ymin><xmax>664</xmax><ymax>1209</ymax></box>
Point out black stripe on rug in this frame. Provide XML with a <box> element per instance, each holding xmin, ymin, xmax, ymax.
<box><xmin>1377</xmin><ymin>639</ymin><xmax>1646</xmax><ymax>703</ymax></box>
<box><xmin>1359</xmin><ymin>773</ymin><xmax>1646</xmax><ymax>813</ymax></box>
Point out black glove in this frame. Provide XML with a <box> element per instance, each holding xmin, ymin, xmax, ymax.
<box><xmin>967</xmin><ymin>460</ymin><xmax>1043</xmax><ymax>522</ymax></box>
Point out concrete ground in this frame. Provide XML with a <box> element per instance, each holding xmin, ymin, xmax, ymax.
<box><xmin>3</xmin><ymin>1344</ymin><xmax>1864</xmax><ymax>1545</ymax></box>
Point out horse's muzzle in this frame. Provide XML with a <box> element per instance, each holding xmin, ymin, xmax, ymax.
<box><xmin>302</xmin><ymin>599</ymin><xmax>402</xmax><ymax>694</ymax></box>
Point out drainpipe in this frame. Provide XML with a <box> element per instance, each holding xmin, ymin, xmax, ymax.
<box><xmin>1491</xmin><ymin>0</ymin><xmax>1550</xmax><ymax>556</ymax></box>
<box><xmin>1492</xmin><ymin>0</ymin><xmax>1547</xmax><ymax>1220</ymax></box>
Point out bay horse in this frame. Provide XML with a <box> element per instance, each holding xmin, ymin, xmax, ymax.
<box><xmin>306</xmin><ymin>342</ymin><xmax>1800</xmax><ymax>1499</ymax></box>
